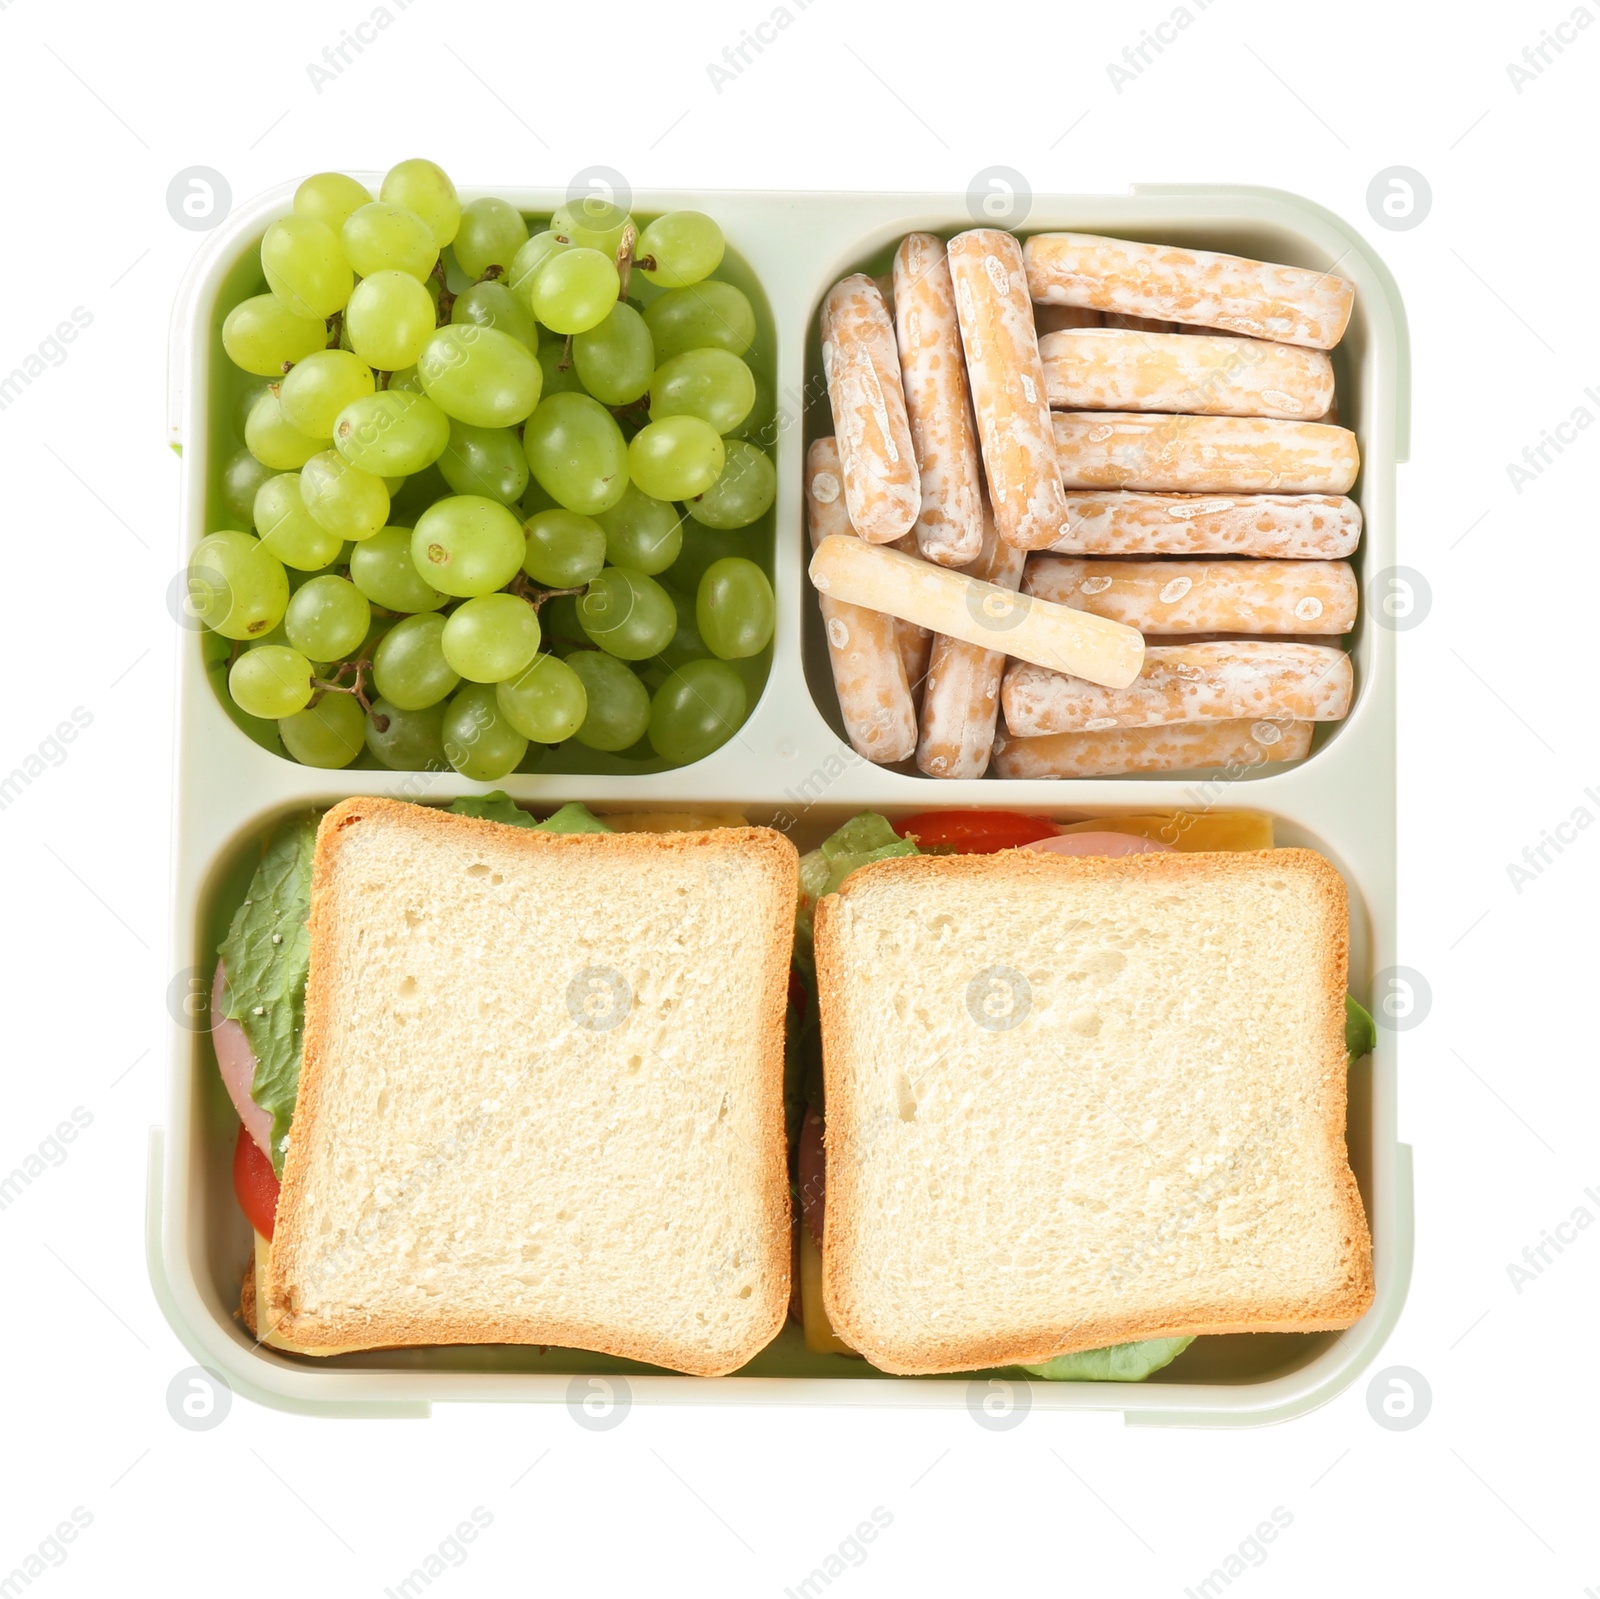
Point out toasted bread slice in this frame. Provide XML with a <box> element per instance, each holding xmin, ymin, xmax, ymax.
<box><xmin>265</xmin><ymin>798</ymin><xmax>797</xmax><ymax>1377</ymax></box>
<box><xmin>815</xmin><ymin>848</ymin><xmax>1373</xmax><ymax>1375</ymax></box>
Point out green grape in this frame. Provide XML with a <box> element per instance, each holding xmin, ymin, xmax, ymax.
<box><xmin>496</xmin><ymin>653</ymin><xmax>587</xmax><ymax>742</ymax></box>
<box><xmin>279</xmin><ymin>692</ymin><xmax>365</xmax><ymax>767</ymax></box>
<box><xmin>452</xmin><ymin>280</ymin><xmax>537</xmax><ymax>351</ymax></box>
<box><xmin>279</xmin><ymin>350</ymin><xmax>375</xmax><ymax>439</ymax></box>
<box><xmin>418</xmin><ymin>324</ymin><xmax>542</xmax><ymax>428</ymax></box>
<box><xmin>697</xmin><ymin>556</ymin><xmax>775</xmax><ymax>659</ymax></box>
<box><xmin>349</xmin><ymin>526</ymin><xmax>447</xmax><ymax>613</ymax></box>
<box><xmin>520</xmin><ymin>474</ymin><xmax>559</xmax><ymax>518</ymax></box>
<box><xmin>387</xmin><ymin>365</ymin><xmax>424</xmax><ymax>394</ymax></box>
<box><xmin>578</xmin><ymin>568</ymin><xmax>676</xmax><ymax>661</ymax></box>
<box><xmin>253</xmin><ymin>474</ymin><xmax>344</xmax><ymax>570</ymax></box>
<box><xmin>637</xmin><ymin>211</ymin><xmax>724</xmax><ymax>288</ymax></box>
<box><xmin>285</xmin><ymin>574</ymin><xmax>371</xmax><ymax>660</ymax></box>
<box><xmin>656</xmin><ymin>587</ymin><xmax>708</xmax><ymax>668</ymax></box>
<box><xmin>229</xmin><ymin>645</ymin><xmax>314</xmax><ymax>719</ymax></box>
<box><xmin>333</xmin><ymin>390</ymin><xmax>450</xmax><ymax>476</ymax></box>
<box><xmin>531</xmin><ymin>248</ymin><xmax>620</xmax><ymax>336</ymax></box>
<box><xmin>566</xmin><ymin>651</ymin><xmax>651</xmax><ymax>752</ymax></box>
<box><xmin>373</xmin><ymin>612</ymin><xmax>460</xmax><ymax>709</ymax></box>
<box><xmin>648</xmin><ymin>659</ymin><xmax>747</xmax><ymax>763</ymax></box>
<box><xmin>261</xmin><ymin>215</ymin><xmax>352</xmax><ymax>321</ymax></box>
<box><xmin>441</xmin><ymin>592</ymin><xmax>540</xmax><ymax>682</ymax></box>
<box><xmin>523</xmin><ymin>393</ymin><xmax>629</xmax><ymax>515</ymax></box>
<box><xmin>344</xmin><ymin>270</ymin><xmax>438</xmax><ymax>371</ymax></box>
<box><xmin>522</xmin><ymin>508</ymin><xmax>606</xmax><ymax>587</ymax></box>
<box><xmin>299</xmin><ymin>450</ymin><xmax>389</xmax><ymax>540</ymax></box>
<box><xmin>293</xmin><ymin>172</ymin><xmax>372</xmax><ymax>233</ymax></box>
<box><xmin>222</xmin><ymin>294</ymin><xmax>329</xmax><ymax>377</ymax></box>
<box><xmin>411</xmin><ymin>495</ymin><xmax>524</xmax><ymax>596</ymax></box>
<box><xmin>233</xmin><ymin>380</ymin><xmax>270</xmax><ymax>441</ymax></box>
<box><xmin>649</xmin><ymin>347</ymin><xmax>755</xmax><ymax>434</ymax></box>
<box><xmin>667</xmin><ymin>521</ymin><xmax>747</xmax><ymax>592</ymax></box>
<box><xmin>686</xmin><ymin>439</ymin><xmax>775</xmax><ymax>529</ymax></box>
<box><xmin>730</xmin><ymin>368</ymin><xmax>776</xmax><ymax>446</ymax></box>
<box><xmin>573</xmin><ymin>303</ymin><xmax>653</xmax><ymax>405</ymax></box>
<box><xmin>643</xmin><ymin>281</ymin><xmax>755</xmax><ymax>360</ymax></box>
<box><xmin>595</xmin><ymin>483</ymin><xmax>681</xmax><ymax>574</ymax></box>
<box><xmin>366</xmin><ymin>697</ymin><xmax>447</xmax><ymax>770</ymax></box>
<box><xmin>388</xmin><ymin>462</ymin><xmax>451</xmax><ymax>523</ymax></box>
<box><xmin>628</xmin><ymin>416</ymin><xmax>724</xmax><ymax>501</ymax></box>
<box><xmin>438</xmin><ymin>420</ymin><xmax>528</xmax><ymax>503</ymax></box>
<box><xmin>221</xmin><ymin>449</ymin><xmax>276</xmax><ymax>525</ymax></box>
<box><xmin>245</xmin><ymin>388</ymin><xmax>323</xmax><ymax>471</ymax></box>
<box><xmin>342</xmin><ymin>201</ymin><xmax>438</xmax><ymax>280</ymax></box>
<box><xmin>188</xmin><ymin>531</ymin><xmax>290</xmax><ymax>640</ymax></box>
<box><xmin>442</xmin><ymin>682</ymin><xmax>527</xmax><ymax>780</ymax></box>
<box><xmin>536</xmin><ymin>336</ymin><xmax>586</xmax><ymax>397</ymax></box>
<box><xmin>380</xmin><ymin>158</ymin><xmax>460</xmax><ymax>246</ymax></box>
<box><xmin>550</xmin><ymin>198</ymin><xmax>632</xmax><ymax>258</ymax></box>
<box><xmin>454</xmin><ymin>197</ymin><xmax>529</xmax><ymax>280</ymax></box>
<box><xmin>507</xmin><ymin>232</ymin><xmax>569</xmax><ymax>302</ymax></box>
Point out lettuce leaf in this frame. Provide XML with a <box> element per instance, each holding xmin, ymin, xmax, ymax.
<box><xmin>793</xmin><ymin>813</ymin><xmax>918</xmax><ymax>977</ymax></box>
<box><xmin>534</xmin><ymin>802</ymin><xmax>612</xmax><ymax>834</ymax></box>
<box><xmin>448</xmin><ymin>794</ymin><xmax>611</xmax><ymax>833</ymax></box>
<box><xmin>1022</xmin><ymin>1336</ymin><xmax>1194</xmax><ymax>1382</ymax></box>
<box><xmin>1346</xmin><ymin>994</ymin><xmax>1376</xmax><ymax>1063</ymax></box>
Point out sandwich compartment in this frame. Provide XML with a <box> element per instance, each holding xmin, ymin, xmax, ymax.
<box><xmin>154</xmin><ymin>184</ymin><xmax>1409</xmax><ymax>1424</ymax></box>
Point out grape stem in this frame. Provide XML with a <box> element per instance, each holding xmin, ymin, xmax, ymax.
<box><xmin>476</xmin><ymin>265</ymin><xmax>504</xmax><ymax>283</ymax></box>
<box><xmin>511</xmin><ymin>576</ymin><xmax>589</xmax><ymax>610</ymax></box>
<box><xmin>325</xmin><ymin>310</ymin><xmax>343</xmax><ymax>351</ymax></box>
<box><xmin>311</xmin><ymin>657</ymin><xmax>373</xmax><ymax>714</ymax></box>
<box><xmin>616</xmin><ymin>222</ymin><xmax>639</xmax><ymax>301</ymax></box>
<box><xmin>432</xmin><ymin>259</ymin><xmax>455</xmax><ymax>325</ymax></box>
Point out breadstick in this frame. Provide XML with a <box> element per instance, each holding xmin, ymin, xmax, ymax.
<box><xmin>806</xmin><ymin>439</ymin><xmax>916</xmax><ymax>763</ymax></box>
<box><xmin>992</xmin><ymin>718</ymin><xmax>1313</xmax><ymax>779</ymax></box>
<box><xmin>1024</xmin><ymin>233</ymin><xmax>1355</xmax><ymax>349</ymax></box>
<box><xmin>895</xmin><ymin>619</ymin><xmax>933</xmax><ymax>703</ymax></box>
<box><xmin>1002</xmin><ymin>641</ymin><xmax>1353</xmax><ymax>737</ymax></box>
<box><xmin>893</xmin><ymin>234</ymin><xmax>984</xmax><ymax>567</ymax></box>
<box><xmin>1048</xmin><ymin>491</ymin><xmax>1361</xmax><ymax>558</ymax></box>
<box><xmin>1040</xmin><ymin>328</ymin><xmax>1334</xmax><ymax>420</ymax></box>
<box><xmin>819</xmin><ymin>275</ymin><xmax>920</xmax><ymax>542</ymax></box>
<box><xmin>916</xmin><ymin>511</ymin><xmax>1027</xmax><ymax>779</ymax></box>
<box><xmin>1054</xmin><ymin>412</ymin><xmax>1360</xmax><ymax>495</ymax></box>
<box><xmin>1025</xmin><ymin>557</ymin><xmax>1358</xmax><ymax>635</ymax></box>
<box><xmin>947</xmin><ymin>229</ymin><xmax>1069</xmax><ymax>550</ymax></box>
<box><xmin>808</xmin><ymin>534</ymin><xmax>1144</xmax><ymax>690</ymax></box>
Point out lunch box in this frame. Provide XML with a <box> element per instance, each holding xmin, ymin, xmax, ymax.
<box><xmin>152</xmin><ymin>182</ymin><xmax>1410</xmax><ymax>1424</ymax></box>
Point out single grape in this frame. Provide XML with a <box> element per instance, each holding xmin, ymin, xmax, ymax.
<box><xmin>643</xmin><ymin>281</ymin><xmax>755</xmax><ymax>359</ymax></box>
<box><xmin>279</xmin><ymin>350</ymin><xmax>375</xmax><ymax>439</ymax></box>
<box><xmin>536</xmin><ymin>336</ymin><xmax>586</xmax><ymax>397</ymax></box>
<box><xmin>656</xmin><ymin>587</ymin><xmax>708</xmax><ymax>668</ymax></box>
<box><xmin>649</xmin><ymin>347</ymin><xmax>755</xmax><ymax>434</ymax></box>
<box><xmin>578</xmin><ymin>568</ymin><xmax>677</xmax><ymax>661</ymax></box>
<box><xmin>573</xmin><ymin>303</ymin><xmax>654</xmax><ymax>405</ymax></box>
<box><xmin>222</xmin><ymin>293</ymin><xmax>329</xmax><ymax>377</ymax></box>
<box><xmin>366</xmin><ymin>697</ymin><xmax>447</xmax><ymax>770</ymax></box>
<box><xmin>380</xmin><ymin>158</ymin><xmax>460</xmax><ymax>246</ymax></box>
<box><xmin>628</xmin><ymin>416</ymin><xmax>725</xmax><ymax>501</ymax></box>
<box><xmin>418</xmin><ymin>323</ymin><xmax>542</xmax><ymax>428</ymax></box>
<box><xmin>438</xmin><ymin>420</ymin><xmax>529</xmax><ymax>504</ymax></box>
<box><xmin>507</xmin><ymin>232</ymin><xmax>569</xmax><ymax>303</ymax></box>
<box><xmin>245</xmin><ymin>388</ymin><xmax>323</xmax><ymax>471</ymax></box>
<box><xmin>387</xmin><ymin>365</ymin><xmax>424</xmax><ymax>394</ymax></box>
<box><xmin>388</xmin><ymin>462</ymin><xmax>451</xmax><ymax>524</ymax></box>
<box><xmin>188</xmin><ymin>532</ymin><xmax>290</xmax><ymax>640</ymax></box>
<box><xmin>299</xmin><ymin>449</ymin><xmax>389</xmax><ymax>540</ymax></box>
<box><xmin>531</xmin><ymin>248</ymin><xmax>620</xmax><ymax>336</ymax></box>
<box><xmin>595</xmin><ymin>483</ymin><xmax>682</xmax><ymax>574</ymax></box>
<box><xmin>253</xmin><ymin>474</ymin><xmax>344</xmax><ymax>570</ymax></box>
<box><xmin>279</xmin><ymin>692</ymin><xmax>365</xmax><ymax>767</ymax></box>
<box><xmin>566</xmin><ymin>651</ymin><xmax>651</xmax><ymax>751</ymax></box>
<box><xmin>293</xmin><ymin>172</ymin><xmax>373</xmax><ymax>233</ymax></box>
<box><xmin>523</xmin><ymin>392</ymin><xmax>629</xmax><ymax>515</ymax></box>
<box><xmin>667</xmin><ymin>521</ymin><xmax>746</xmax><ymax>592</ymax></box>
<box><xmin>344</xmin><ymin>270</ymin><xmax>438</xmax><ymax>372</ymax></box>
<box><xmin>261</xmin><ymin>215</ymin><xmax>352</xmax><ymax>321</ymax></box>
<box><xmin>341</xmin><ymin>201</ymin><xmax>438</xmax><ymax>281</ymax></box>
<box><xmin>452</xmin><ymin>280</ymin><xmax>537</xmax><ymax>351</ymax></box>
<box><xmin>454</xmin><ymin>197</ymin><xmax>530</xmax><ymax>280</ymax></box>
<box><xmin>697</xmin><ymin>556</ymin><xmax>775</xmax><ymax>659</ymax></box>
<box><xmin>221</xmin><ymin>449</ymin><xmax>277</xmax><ymax>526</ymax></box>
<box><xmin>411</xmin><ymin>495</ymin><xmax>525</xmax><ymax>596</ymax></box>
<box><xmin>333</xmin><ymin>390</ymin><xmax>450</xmax><ymax>476</ymax></box>
<box><xmin>540</xmin><ymin>593</ymin><xmax>585</xmax><ymax>650</ymax></box>
<box><xmin>229</xmin><ymin>645</ymin><xmax>314</xmax><ymax>719</ymax></box>
<box><xmin>495</xmin><ymin>653</ymin><xmax>587</xmax><ymax>743</ymax></box>
<box><xmin>349</xmin><ymin>526</ymin><xmax>447</xmax><ymax>613</ymax></box>
<box><xmin>373</xmin><ymin>612</ymin><xmax>460</xmax><ymax>709</ymax></box>
<box><xmin>686</xmin><ymin>438</ymin><xmax>775</xmax><ymax>529</ymax></box>
<box><xmin>648</xmin><ymin>659</ymin><xmax>747</xmax><ymax>763</ymax></box>
<box><xmin>441</xmin><ymin>592</ymin><xmax>541</xmax><ymax>682</ymax></box>
<box><xmin>637</xmin><ymin>211</ymin><xmax>724</xmax><ymax>288</ymax></box>
<box><xmin>730</xmin><ymin>367</ymin><xmax>777</xmax><ymax>446</ymax></box>
<box><xmin>522</xmin><ymin>508</ymin><xmax>606</xmax><ymax>587</ymax></box>
<box><xmin>442</xmin><ymin>682</ymin><xmax>527</xmax><ymax>780</ymax></box>
<box><xmin>550</xmin><ymin>198</ymin><xmax>633</xmax><ymax>258</ymax></box>
<box><xmin>233</xmin><ymin>380</ymin><xmax>270</xmax><ymax>441</ymax></box>
<box><xmin>285</xmin><ymin>574</ymin><xmax>371</xmax><ymax>660</ymax></box>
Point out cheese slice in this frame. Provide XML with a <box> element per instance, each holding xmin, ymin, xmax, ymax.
<box><xmin>250</xmin><ymin>1231</ymin><xmax>373</xmax><ymax>1357</ymax></box>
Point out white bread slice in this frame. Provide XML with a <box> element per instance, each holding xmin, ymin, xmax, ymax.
<box><xmin>265</xmin><ymin>798</ymin><xmax>797</xmax><ymax>1377</ymax></box>
<box><xmin>815</xmin><ymin>849</ymin><xmax>1373</xmax><ymax>1376</ymax></box>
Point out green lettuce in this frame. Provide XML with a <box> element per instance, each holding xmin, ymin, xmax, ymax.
<box><xmin>449</xmin><ymin>794</ymin><xmax>611</xmax><ymax>833</ymax></box>
<box><xmin>794</xmin><ymin>813</ymin><xmax>918</xmax><ymax>976</ymax></box>
<box><xmin>1346</xmin><ymin>994</ymin><xmax>1376</xmax><ymax>1063</ymax></box>
<box><xmin>1023</xmin><ymin>1336</ymin><xmax>1194</xmax><ymax>1382</ymax></box>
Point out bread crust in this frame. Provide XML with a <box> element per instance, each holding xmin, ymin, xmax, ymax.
<box><xmin>265</xmin><ymin>797</ymin><xmax>797</xmax><ymax>1377</ymax></box>
<box><xmin>816</xmin><ymin>847</ymin><xmax>1374</xmax><ymax>1376</ymax></box>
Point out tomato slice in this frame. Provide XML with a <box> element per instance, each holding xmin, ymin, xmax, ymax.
<box><xmin>233</xmin><ymin>1120</ymin><xmax>280</xmax><ymax>1240</ymax></box>
<box><xmin>894</xmin><ymin>809</ymin><xmax>1058</xmax><ymax>854</ymax></box>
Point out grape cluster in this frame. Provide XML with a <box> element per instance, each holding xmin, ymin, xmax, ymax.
<box><xmin>194</xmin><ymin>159</ymin><xmax>778</xmax><ymax>779</ymax></box>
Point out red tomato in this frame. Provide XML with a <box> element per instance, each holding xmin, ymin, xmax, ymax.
<box><xmin>233</xmin><ymin>1121</ymin><xmax>280</xmax><ymax>1240</ymax></box>
<box><xmin>894</xmin><ymin>810</ymin><xmax>1058</xmax><ymax>854</ymax></box>
<box><xmin>787</xmin><ymin>969</ymin><xmax>809</xmax><ymax>1017</ymax></box>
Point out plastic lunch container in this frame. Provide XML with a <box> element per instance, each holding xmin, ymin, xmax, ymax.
<box><xmin>151</xmin><ymin>183</ymin><xmax>1410</xmax><ymax>1424</ymax></box>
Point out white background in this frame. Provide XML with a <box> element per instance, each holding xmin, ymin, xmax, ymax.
<box><xmin>1</xmin><ymin>0</ymin><xmax>1596</xmax><ymax>1593</ymax></box>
